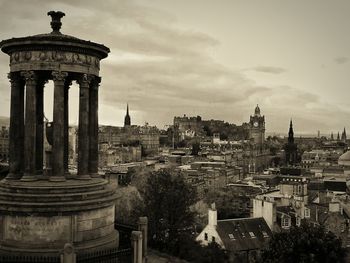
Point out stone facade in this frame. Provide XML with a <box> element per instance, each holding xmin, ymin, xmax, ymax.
<box><xmin>99</xmin><ymin>125</ymin><xmax>160</xmax><ymax>156</ymax></box>
<box><xmin>99</xmin><ymin>145</ymin><xmax>142</xmax><ymax>167</ymax></box>
<box><xmin>0</xmin><ymin>126</ymin><xmax>9</xmax><ymax>161</ymax></box>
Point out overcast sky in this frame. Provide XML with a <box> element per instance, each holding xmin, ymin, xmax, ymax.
<box><xmin>0</xmin><ymin>0</ymin><xmax>349</xmax><ymax>134</ymax></box>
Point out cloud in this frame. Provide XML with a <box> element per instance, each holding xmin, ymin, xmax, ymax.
<box><xmin>0</xmin><ymin>0</ymin><xmax>348</xmax><ymax>133</ymax></box>
<box><xmin>334</xmin><ymin>56</ymin><xmax>349</xmax><ymax>64</ymax></box>
<box><xmin>249</xmin><ymin>66</ymin><xmax>287</xmax><ymax>74</ymax></box>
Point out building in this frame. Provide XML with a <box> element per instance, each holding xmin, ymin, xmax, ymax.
<box><xmin>0</xmin><ymin>126</ymin><xmax>9</xmax><ymax>161</ymax></box>
<box><xmin>249</xmin><ymin>105</ymin><xmax>265</xmax><ymax>152</ymax></box>
<box><xmin>301</xmin><ymin>149</ymin><xmax>342</xmax><ymax>169</ymax></box>
<box><xmin>284</xmin><ymin>120</ymin><xmax>298</xmax><ymax>165</ymax></box>
<box><xmin>99</xmin><ymin>124</ymin><xmax>160</xmax><ymax>157</ymax></box>
<box><xmin>173</xmin><ymin>114</ymin><xmax>202</xmax><ymax>133</ymax></box>
<box><xmin>197</xmin><ymin>204</ymin><xmax>272</xmax><ymax>262</ymax></box>
<box><xmin>99</xmin><ymin>144</ymin><xmax>142</xmax><ymax>167</ymax></box>
<box><xmin>253</xmin><ymin>176</ymin><xmax>310</xmax><ymax>231</ymax></box>
<box><xmin>68</xmin><ymin>126</ymin><xmax>78</xmax><ymax>166</ymax></box>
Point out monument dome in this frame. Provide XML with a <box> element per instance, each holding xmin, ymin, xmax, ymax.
<box><xmin>338</xmin><ymin>151</ymin><xmax>350</xmax><ymax>166</ymax></box>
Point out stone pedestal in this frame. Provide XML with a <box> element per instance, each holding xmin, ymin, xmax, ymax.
<box><xmin>0</xmin><ymin>178</ymin><xmax>119</xmax><ymax>256</ymax></box>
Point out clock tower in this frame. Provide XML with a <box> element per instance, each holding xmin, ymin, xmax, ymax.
<box><xmin>249</xmin><ymin>105</ymin><xmax>265</xmax><ymax>152</ymax></box>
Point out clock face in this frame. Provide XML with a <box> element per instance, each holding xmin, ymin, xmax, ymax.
<box><xmin>253</xmin><ymin>121</ymin><xmax>259</xmax><ymax>127</ymax></box>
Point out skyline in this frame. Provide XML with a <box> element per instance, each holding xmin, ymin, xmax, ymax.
<box><xmin>0</xmin><ymin>0</ymin><xmax>349</xmax><ymax>133</ymax></box>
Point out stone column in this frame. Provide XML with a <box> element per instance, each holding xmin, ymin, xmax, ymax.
<box><xmin>138</xmin><ymin>217</ymin><xmax>148</xmax><ymax>263</ymax></box>
<box><xmin>35</xmin><ymin>79</ymin><xmax>46</xmax><ymax>175</ymax></box>
<box><xmin>64</xmin><ymin>81</ymin><xmax>71</xmax><ymax>174</ymax></box>
<box><xmin>21</xmin><ymin>71</ymin><xmax>38</xmax><ymax>181</ymax></box>
<box><xmin>131</xmin><ymin>231</ymin><xmax>143</xmax><ymax>263</ymax></box>
<box><xmin>60</xmin><ymin>243</ymin><xmax>76</xmax><ymax>263</ymax></box>
<box><xmin>6</xmin><ymin>72</ymin><xmax>24</xmax><ymax>180</ymax></box>
<box><xmin>89</xmin><ymin>76</ymin><xmax>100</xmax><ymax>177</ymax></box>
<box><xmin>77</xmin><ymin>74</ymin><xmax>91</xmax><ymax>179</ymax></box>
<box><xmin>51</xmin><ymin>71</ymin><xmax>68</xmax><ymax>182</ymax></box>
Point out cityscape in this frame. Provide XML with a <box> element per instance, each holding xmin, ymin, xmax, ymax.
<box><xmin>0</xmin><ymin>1</ymin><xmax>350</xmax><ymax>263</ymax></box>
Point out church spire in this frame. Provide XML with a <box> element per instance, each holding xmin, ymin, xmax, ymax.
<box><xmin>341</xmin><ymin>127</ymin><xmax>347</xmax><ymax>142</ymax></box>
<box><xmin>337</xmin><ymin>131</ymin><xmax>340</xmax><ymax>141</ymax></box>
<box><xmin>124</xmin><ymin>103</ymin><xmax>131</xmax><ymax>127</ymax></box>
<box><xmin>288</xmin><ymin>119</ymin><xmax>294</xmax><ymax>144</ymax></box>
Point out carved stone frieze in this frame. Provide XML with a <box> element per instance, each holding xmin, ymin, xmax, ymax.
<box><xmin>10</xmin><ymin>50</ymin><xmax>100</xmax><ymax>70</ymax></box>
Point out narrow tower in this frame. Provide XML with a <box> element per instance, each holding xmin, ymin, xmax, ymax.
<box><xmin>284</xmin><ymin>119</ymin><xmax>298</xmax><ymax>165</ymax></box>
<box><xmin>249</xmin><ymin>104</ymin><xmax>265</xmax><ymax>153</ymax></box>
<box><xmin>124</xmin><ymin>103</ymin><xmax>131</xmax><ymax>127</ymax></box>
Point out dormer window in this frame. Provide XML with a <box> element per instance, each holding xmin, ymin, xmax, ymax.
<box><xmin>249</xmin><ymin>232</ymin><xmax>256</xmax><ymax>238</ymax></box>
<box><xmin>204</xmin><ymin>233</ymin><xmax>208</xmax><ymax>241</ymax></box>
<box><xmin>262</xmin><ymin>231</ymin><xmax>269</xmax><ymax>238</ymax></box>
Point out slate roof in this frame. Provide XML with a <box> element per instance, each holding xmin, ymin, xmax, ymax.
<box><xmin>324</xmin><ymin>180</ymin><xmax>347</xmax><ymax>192</ymax></box>
<box><xmin>216</xmin><ymin>217</ymin><xmax>272</xmax><ymax>252</ymax></box>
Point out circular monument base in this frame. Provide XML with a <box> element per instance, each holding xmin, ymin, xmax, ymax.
<box><xmin>0</xmin><ymin>177</ymin><xmax>119</xmax><ymax>256</ymax></box>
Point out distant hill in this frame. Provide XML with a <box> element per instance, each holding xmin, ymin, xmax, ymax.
<box><xmin>0</xmin><ymin>116</ymin><xmax>9</xmax><ymax>127</ymax></box>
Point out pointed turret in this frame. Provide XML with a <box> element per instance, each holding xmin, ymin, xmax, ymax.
<box><xmin>254</xmin><ymin>104</ymin><xmax>261</xmax><ymax>116</ymax></box>
<box><xmin>331</xmin><ymin>132</ymin><xmax>334</xmax><ymax>140</ymax></box>
<box><xmin>124</xmin><ymin>103</ymin><xmax>131</xmax><ymax>127</ymax></box>
<box><xmin>337</xmin><ymin>132</ymin><xmax>340</xmax><ymax>141</ymax></box>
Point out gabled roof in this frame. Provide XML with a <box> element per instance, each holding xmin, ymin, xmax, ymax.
<box><xmin>216</xmin><ymin>217</ymin><xmax>272</xmax><ymax>252</ymax></box>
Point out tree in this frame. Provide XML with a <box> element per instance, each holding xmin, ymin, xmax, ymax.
<box><xmin>261</xmin><ymin>223</ymin><xmax>347</xmax><ymax>263</ymax></box>
<box><xmin>141</xmin><ymin>169</ymin><xmax>198</xmax><ymax>251</ymax></box>
<box><xmin>173</xmin><ymin>234</ymin><xmax>228</xmax><ymax>263</ymax></box>
<box><xmin>191</xmin><ymin>140</ymin><xmax>201</xmax><ymax>156</ymax></box>
<box><xmin>118</xmin><ymin>168</ymin><xmax>136</xmax><ymax>186</ymax></box>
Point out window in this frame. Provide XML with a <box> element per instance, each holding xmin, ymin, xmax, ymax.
<box><xmin>228</xmin><ymin>233</ymin><xmax>235</xmax><ymax>240</ymax></box>
<box><xmin>262</xmin><ymin>231</ymin><xmax>269</xmax><ymax>238</ymax></box>
<box><xmin>204</xmin><ymin>233</ymin><xmax>208</xmax><ymax>241</ymax></box>
<box><xmin>304</xmin><ymin>208</ymin><xmax>310</xmax><ymax>218</ymax></box>
<box><xmin>249</xmin><ymin>232</ymin><xmax>256</xmax><ymax>238</ymax></box>
<box><xmin>296</xmin><ymin>217</ymin><xmax>301</xmax><ymax>227</ymax></box>
<box><xmin>212</xmin><ymin>236</ymin><xmax>216</xmax><ymax>242</ymax></box>
<box><xmin>298</xmin><ymin>185</ymin><xmax>303</xmax><ymax>195</ymax></box>
<box><xmin>282</xmin><ymin>217</ymin><xmax>290</xmax><ymax>228</ymax></box>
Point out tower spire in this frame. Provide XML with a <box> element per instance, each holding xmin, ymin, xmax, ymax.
<box><xmin>124</xmin><ymin>103</ymin><xmax>131</xmax><ymax>127</ymax></box>
<box><xmin>288</xmin><ymin>119</ymin><xmax>294</xmax><ymax>144</ymax></box>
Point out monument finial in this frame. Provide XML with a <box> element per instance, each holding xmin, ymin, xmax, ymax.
<box><xmin>47</xmin><ymin>11</ymin><xmax>65</xmax><ymax>34</ymax></box>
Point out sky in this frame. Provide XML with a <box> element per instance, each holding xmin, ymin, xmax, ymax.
<box><xmin>0</xmin><ymin>0</ymin><xmax>349</xmax><ymax>134</ymax></box>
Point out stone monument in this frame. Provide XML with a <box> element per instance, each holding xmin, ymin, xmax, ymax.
<box><xmin>0</xmin><ymin>11</ymin><xmax>118</xmax><ymax>256</ymax></box>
